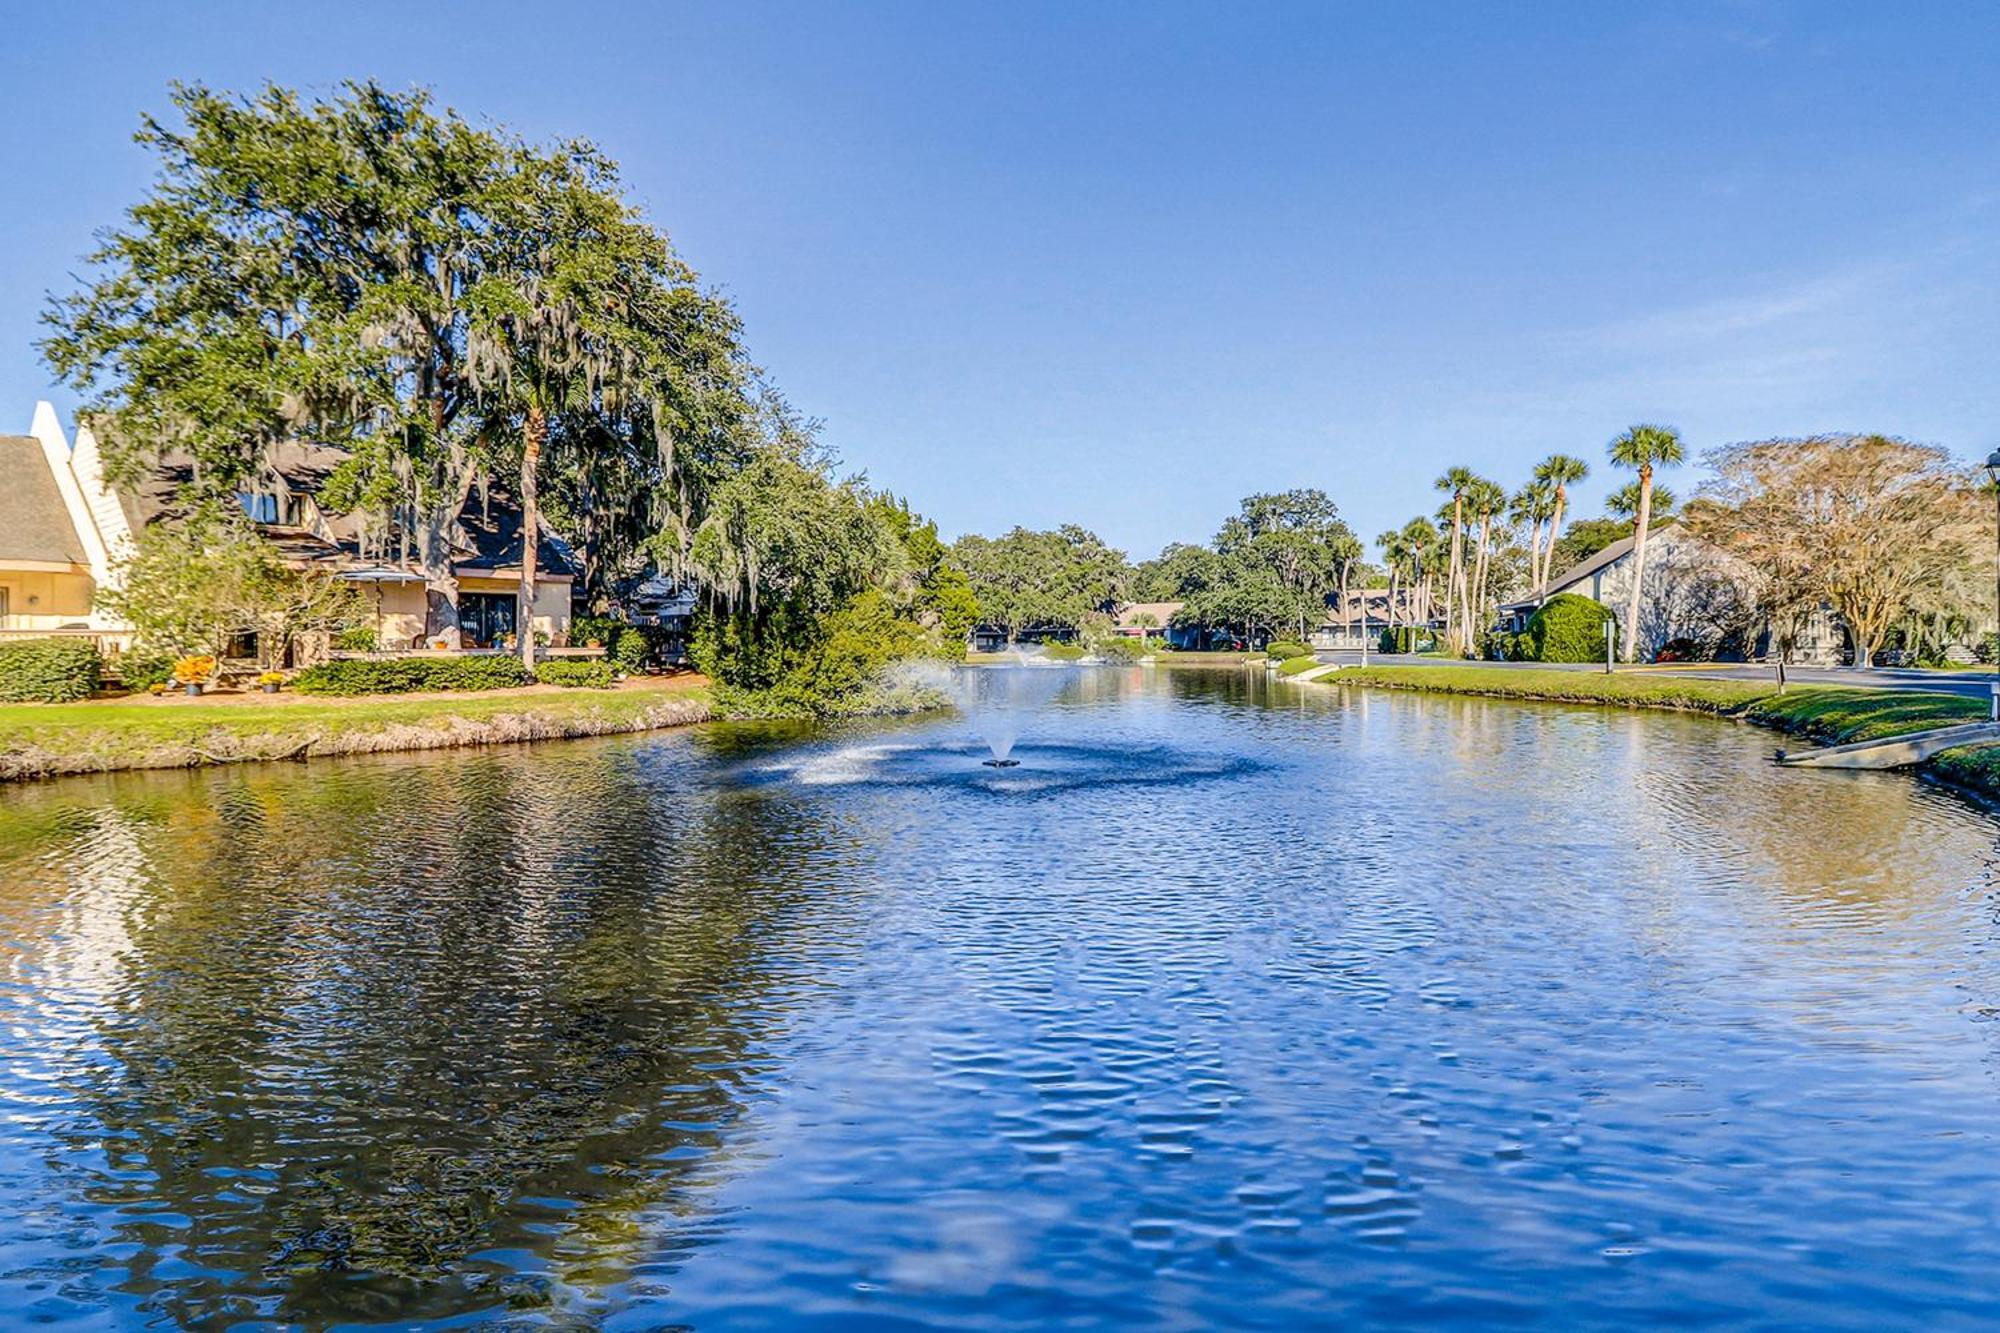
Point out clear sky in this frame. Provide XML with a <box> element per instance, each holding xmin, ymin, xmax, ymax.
<box><xmin>4</xmin><ymin>1</ymin><xmax>1997</xmax><ymax>559</ymax></box>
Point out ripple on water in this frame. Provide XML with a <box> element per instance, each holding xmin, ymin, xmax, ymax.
<box><xmin>0</xmin><ymin>674</ymin><xmax>1996</xmax><ymax>1328</ymax></box>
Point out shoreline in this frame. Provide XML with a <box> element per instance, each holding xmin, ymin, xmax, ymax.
<box><xmin>1314</xmin><ymin>664</ymin><xmax>2000</xmax><ymax>806</ymax></box>
<box><xmin>0</xmin><ymin>677</ymin><xmax>715</xmax><ymax>783</ymax></box>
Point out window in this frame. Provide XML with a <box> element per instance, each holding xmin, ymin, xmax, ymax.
<box><xmin>0</xmin><ymin>587</ymin><xmax>10</xmax><ymax>623</ymax></box>
<box><xmin>237</xmin><ymin>492</ymin><xmax>278</xmax><ymax>524</ymax></box>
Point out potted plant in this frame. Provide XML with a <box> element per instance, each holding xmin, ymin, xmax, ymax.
<box><xmin>259</xmin><ymin>671</ymin><xmax>284</xmax><ymax>694</ymax></box>
<box><xmin>172</xmin><ymin>655</ymin><xmax>215</xmax><ymax>697</ymax></box>
<box><xmin>147</xmin><ymin>682</ymin><xmax>166</xmax><ymax>697</ymax></box>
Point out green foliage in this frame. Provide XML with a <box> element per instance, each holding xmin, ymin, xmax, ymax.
<box><xmin>1041</xmin><ymin>642</ymin><xmax>1086</xmax><ymax>661</ymax></box>
<box><xmin>952</xmin><ymin>525</ymin><xmax>1126</xmax><ymax>641</ymax></box>
<box><xmin>1378</xmin><ymin>626</ymin><xmax>1428</xmax><ymax>654</ymax></box>
<box><xmin>100</xmin><ymin>510</ymin><xmax>362</xmax><ymax>665</ymax></box>
<box><xmin>708</xmin><ymin>590</ymin><xmax>930</xmax><ymax>718</ymax></box>
<box><xmin>115</xmin><ymin>650</ymin><xmax>176</xmax><ymax>691</ymax></box>
<box><xmin>1266</xmin><ymin>640</ymin><xmax>1311</xmax><ymax>661</ymax></box>
<box><xmin>293</xmin><ymin>656</ymin><xmax>532</xmax><ymax>696</ymax></box>
<box><xmin>1277</xmin><ymin>654</ymin><xmax>1321</xmax><ymax>676</ymax></box>
<box><xmin>0</xmin><ymin>639</ymin><xmax>102</xmax><ymax>703</ymax></box>
<box><xmin>333</xmin><ymin>626</ymin><xmax>379</xmax><ymax>653</ymax></box>
<box><xmin>571</xmin><ymin>613</ymin><xmax>651</xmax><ymax>672</ymax></box>
<box><xmin>1521</xmin><ymin>594</ymin><xmax>1615</xmax><ymax>663</ymax></box>
<box><xmin>535</xmin><ymin>659</ymin><xmax>616</xmax><ymax>689</ymax></box>
<box><xmin>1092</xmin><ymin>637</ymin><xmax>1146</xmax><ymax>663</ymax></box>
<box><xmin>41</xmin><ymin>80</ymin><xmax>759</xmax><ymax>616</ymax></box>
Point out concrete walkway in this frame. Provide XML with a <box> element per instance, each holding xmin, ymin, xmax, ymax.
<box><xmin>1775</xmin><ymin>721</ymin><xmax>2000</xmax><ymax>770</ymax></box>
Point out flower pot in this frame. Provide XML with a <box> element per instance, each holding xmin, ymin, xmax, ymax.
<box><xmin>262</xmin><ymin>683</ymin><xmax>280</xmax><ymax>694</ymax></box>
<box><xmin>183</xmin><ymin>683</ymin><xmax>202</xmax><ymax>697</ymax></box>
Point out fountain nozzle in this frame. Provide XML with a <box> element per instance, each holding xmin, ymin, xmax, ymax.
<box><xmin>982</xmin><ymin>758</ymin><xmax>1020</xmax><ymax>768</ymax></box>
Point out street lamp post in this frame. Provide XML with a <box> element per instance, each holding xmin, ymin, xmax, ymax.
<box><xmin>1986</xmin><ymin>450</ymin><xmax>2000</xmax><ymax>721</ymax></box>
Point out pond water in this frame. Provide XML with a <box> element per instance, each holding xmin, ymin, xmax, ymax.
<box><xmin>2</xmin><ymin>667</ymin><xmax>1999</xmax><ymax>1329</ymax></box>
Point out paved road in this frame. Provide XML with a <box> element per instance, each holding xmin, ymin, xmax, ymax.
<box><xmin>1313</xmin><ymin>650</ymin><xmax>2000</xmax><ymax>701</ymax></box>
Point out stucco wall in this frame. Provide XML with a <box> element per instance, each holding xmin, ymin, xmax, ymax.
<box><xmin>0</xmin><ymin>569</ymin><xmax>96</xmax><ymax>628</ymax></box>
<box><xmin>455</xmin><ymin>576</ymin><xmax>573</xmax><ymax>643</ymax></box>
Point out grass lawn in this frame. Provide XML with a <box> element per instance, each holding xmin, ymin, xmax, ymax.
<box><xmin>1327</xmin><ymin>665</ymin><xmax>2000</xmax><ymax>806</ymax></box>
<box><xmin>0</xmin><ymin>675</ymin><xmax>713</xmax><ymax>781</ymax></box>
<box><xmin>1331</xmin><ymin>664</ymin><xmax>1778</xmax><ymax>714</ymax></box>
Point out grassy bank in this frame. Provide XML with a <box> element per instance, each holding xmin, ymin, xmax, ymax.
<box><xmin>1326</xmin><ymin>665</ymin><xmax>2000</xmax><ymax>806</ymax></box>
<box><xmin>0</xmin><ymin>677</ymin><xmax>714</xmax><ymax>782</ymax></box>
<box><xmin>1330</xmin><ymin>665</ymin><xmax>1777</xmax><ymax>714</ymax></box>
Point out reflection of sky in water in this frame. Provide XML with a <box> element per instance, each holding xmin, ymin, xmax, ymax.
<box><xmin>0</xmin><ymin>670</ymin><xmax>1997</xmax><ymax>1327</ymax></box>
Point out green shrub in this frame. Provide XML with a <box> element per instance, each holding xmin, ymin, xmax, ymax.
<box><xmin>0</xmin><ymin>638</ymin><xmax>102</xmax><ymax>702</ymax></box>
<box><xmin>333</xmin><ymin>626</ymin><xmax>379</xmax><ymax>652</ymax></box>
<box><xmin>572</xmin><ymin>614</ymin><xmax>651</xmax><ymax>672</ymax></box>
<box><xmin>536</xmin><ymin>659</ymin><xmax>616</xmax><ymax>688</ymax></box>
<box><xmin>1521</xmin><ymin>594</ymin><xmax>1615</xmax><ymax>663</ymax></box>
<box><xmin>1042</xmin><ymin>642</ymin><xmax>1085</xmax><ymax>661</ymax></box>
<box><xmin>1093</xmin><ymin>637</ymin><xmax>1146</xmax><ymax>663</ymax></box>
<box><xmin>1277</xmin><ymin>654</ymin><xmax>1322</xmax><ymax>676</ymax></box>
<box><xmin>293</xmin><ymin>655</ymin><xmax>531</xmax><ymax>695</ymax></box>
<box><xmin>115</xmin><ymin>649</ymin><xmax>176</xmax><ymax>692</ymax></box>
<box><xmin>1378</xmin><ymin>626</ymin><xmax>1430</xmax><ymax>655</ymax></box>
<box><xmin>1266</xmin><ymin>640</ymin><xmax>1312</xmax><ymax>661</ymax></box>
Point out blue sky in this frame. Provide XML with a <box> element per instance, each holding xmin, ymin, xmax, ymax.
<box><xmin>4</xmin><ymin>1</ymin><xmax>1997</xmax><ymax>559</ymax></box>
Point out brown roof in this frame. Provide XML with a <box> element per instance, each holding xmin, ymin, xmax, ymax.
<box><xmin>1115</xmin><ymin>601</ymin><xmax>1181</xmax><ymax>629</ymax></box>
<box><xmin>0</xmin><ymin>435</ymin><xmax>88</xmax><ymax>566</ymax></box>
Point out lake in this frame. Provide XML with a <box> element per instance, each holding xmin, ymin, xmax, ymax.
<box><xmin>1</xmin><ymin>666</ymin><xmax>1997</xmax><ymax>1329</ymax></box>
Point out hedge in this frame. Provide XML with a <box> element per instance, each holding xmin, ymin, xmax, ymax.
<box><xmin>535</xmin><ymin>659</ymin><xmax>616</xmax><ymax>689</ymax></box>
<box><xmin>1266</xmin><ymin>640</ymin><xmax>1312</xmax><ymax>661</ymax></box>
<box><xmin>0</xmin><ymin>638</ymin><xmax>101</xmax><ymax>702</ymax></box>
<box><xmin>115</xmin><ymin>650</ymin><xmax>176</xmax><ymax>692</ymax></box>
<box><xmin>293</xmin><ymin>655</ymin><xmax>532</xmax><ymax>696</ymax></box>
<box><xmin>1521</xmin><ymin>594</ymin><xmax>1616</xmax><ymax>663</ymax></box>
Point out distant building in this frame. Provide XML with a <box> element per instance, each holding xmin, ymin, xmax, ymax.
<box><xmin>1111</xmin><ymin>601</ymin><xmax>1198</xmax><ymax>649</ymax></box>
<box><xmin>1316</xmin><ymin>588</ymin><xmax>1429</xmax><ymax>649</ymax></box>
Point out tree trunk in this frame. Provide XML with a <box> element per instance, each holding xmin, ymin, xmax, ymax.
<box><xmin>519</xmin><ymin>406</ymin><xmax>546</xmax><ymax>673</ymax></box>
<box><xmin>1445</xmin><ymin>499</ymin><xmax>1465</xmax><ymax>656</ymax></box>
<box><xmin>1622</xmin><ymin>465</ymin><xmax>1653</xmax><ymax>662</ymax></box>
<box><xmin>1543</xmin><ymin>487</ymin><xmax>1568</xmax><ymax>601</ymax></box>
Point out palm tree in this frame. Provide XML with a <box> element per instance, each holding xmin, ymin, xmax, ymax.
<box><xmin>1607</xmin><ymin>424</ymin><xmax>1685</xmax><ymax>661</ymax></box>
<box><xmin>1376</xmin><ymin>528</ymin><xmax>1407</xmax><ymax>649</ymax></box>
<box><xmin>1531</xmin><ymin>453</ymin><xmax>1589</xmax><ymax>596</ymax></box>
<box><xmin>1510</xmin><ymin>480</ymin><xmax>1554</xmax><ymax>592</ymax></box>
<box><xmin>1606</xmin><ymin>480</ymin><xmax>1676</xmax><ymax>524</ymax></box>
<box><xmin>1399</xmin><ymin>516</ymin><xmax>1441</xmax><ymax>638</ymax></box>
<box><xmin>1464</xmin><ymin>475</ymin><xmax>1506</xmax><ymax>644</ymax></box>
<box><xmin>1434</xmin><ymin>468</ymin><xmax>1476</xmax><ymax>655</ymax></box>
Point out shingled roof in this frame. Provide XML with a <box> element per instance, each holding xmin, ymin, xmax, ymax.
<box><xmin>0</xmin><ymin>435</ymin><xmax>88</xmax><ymax>566</ymax></box>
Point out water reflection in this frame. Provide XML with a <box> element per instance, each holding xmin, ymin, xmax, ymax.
<box><xmin>0</xmin><ymin>672</ymin><xmax>1997</xmax><ymax>1327</ymax></box>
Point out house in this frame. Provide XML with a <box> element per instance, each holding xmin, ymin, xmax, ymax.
<box><xmin>8</xmin><ymin>403</ymin><xmax>578</xmax><ymax>655</ymax></box>
<box><xmin>1496</xmin><ymin>522</ymin><xmax>1843</xmax><ymax>664</ymax></box>
<box><xmin>0</xmin><ymin>404</ymin><xmax>137</xmax><ymax>650</ymax></box>
<box><xmin>1111</xmin><ymin>601</ymin><xmax>1198</xmax><ymax>649</ymax></box>
<box><xmin>1315</xmin><ymin>588</ymin><xmax>1430</xmax><ymax>649</ymax></box>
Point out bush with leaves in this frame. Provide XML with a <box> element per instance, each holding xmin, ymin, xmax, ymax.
<box><xmin>1521</xmin><ymin>594</ymin><xmax>1616</xmax><ymax>663</ymax></box>
<box><xmin>114</xmin><ymin>650</ymin><xmax>175</xmax><ymax>692</ymax></box>
<box><xmin>101</xmin><ymin>511</ymin><xmax>363</xmax><ymax>666</ymax></box>
<box><xmin>293</xmin><ymin>655</ymin><xmax>532</xmax><ymax>695</ymax></box>
<box><xmin>1266</xmin><ymin>640</ymin><xmax>1312</xmax><ymax>660</ymax></box>
<box><xmin>535</xmin><ymin>659</ymin><xmax>616</xmax><ymax>688</ymax></box>
<box><xmin>333</xmin><ymin>627</ymin><xmax>379</xmax><ymax>652</ymax></box>
<box><xmin>0</xmin><ymin>639</ymin><xmax>102</xmax><ymax>702</ymax></box>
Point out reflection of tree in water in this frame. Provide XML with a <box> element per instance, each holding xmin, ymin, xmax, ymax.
<box><xmin>39</xmin><ymin>741</ymin><xmax>843</xmax><ymax>1327</ymax></box>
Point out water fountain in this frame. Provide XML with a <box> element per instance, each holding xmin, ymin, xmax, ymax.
<box><xmin>946</xmin><ymin>658</ymin><xmax>1075</xmax><ymax>766</ymax></box>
